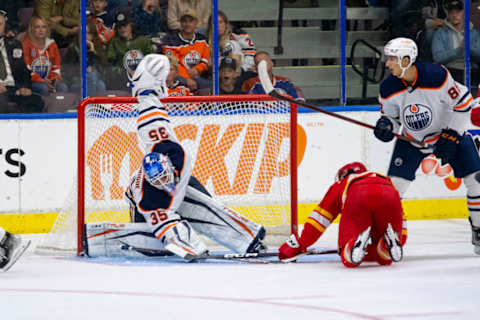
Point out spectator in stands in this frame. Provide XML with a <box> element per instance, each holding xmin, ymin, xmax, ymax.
<box><xmin>22</xmin><ymin>16</ymin><xmax>69</xmax><ymax>96</ymax></box>
<box><xmin>64</xmin><ymin>20</ymin><xmax>107</xmax><ymax>96</ymax></box>
<box><xmin>389</xmin><ymin>1</ymin><xmax>425</xmax><ymax>41</ymax></box>
<box><xmin>206</xmin><ymin>10</ymin><xmax>257</xmax><ymax>85</ymax></box>
<box><xmin>106</xmin><ymin>12</ymin><xmax>154</xmax><ymax>90</ymax></box>
<box><xmin>91</xmin><ymin>0</ymin><xmax>115</xmax><ymax>28</ymax></box>
<box><xmin>414</xmin><ymin>0</ymin><xmax>446</xmax><ymax>62</ymax></box>
<box><xmin>242</xmin><ymin>51</ymin><xmax>304</xmax><ymax>101</ymax></box>
<box><xmin>34</xmin><ymin>0</ymin><xmax>80</xmax><ymax>49</ymax></box>
<box><xmin>0</xmin><ymin>12</ymin><xmax>44</xmax><ymax>113</ymax></box>
<box><xmin>161</xmin><ymin>9</ymin><xmax>211</xmax><ymax>93</ymax></box>
<box><xmin>0</xmin><ymin>1</ymin><xmax>34</xmax><ymax>36</ymax></box>
<box><xmin>207</xmin><ymin>10</ymin><xmax>243</xmax><ymax>76</ymax></box>
<box><xmin>219</xmin><ymin>57</ymin><xmax>244</xmax><ymax>95</ymax></box>
<box><xmin>88</xmin><ymin>0</ymin><xmax>115</xmax><ymax>46</ymax></box>
<box><xmin>432</xmin><ymin>0</ymin><xmax>480</xmax><ymax>85</ymax></box>
<box><xmin>166</xmin><ymin>54</ymin><xmax>192</xmax><ymax>96</ymax></box>
<box><xmin>134</xmin><ymin>0</ymin><xmax>167</xmax><ymax>37</ymax></box>
<box><xmin>167</xmin><ymin>0</ymin><xmax>211</xmax><ymax>33</ymax></box>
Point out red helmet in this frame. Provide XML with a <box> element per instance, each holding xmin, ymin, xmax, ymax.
<box><xmin>335</xmin><ymin>162</ymin><xmax>367</xmax><ymax>181</ymax></box>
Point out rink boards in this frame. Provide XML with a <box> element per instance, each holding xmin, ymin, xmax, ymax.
<box><xmin>0</xmin><ymin>110</ymin><xmax>475</xmax><ymax>233</ymax></box>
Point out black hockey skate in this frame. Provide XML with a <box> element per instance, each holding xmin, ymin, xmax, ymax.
<box><xmin>469</xmin><ymin>217</ymin><xmax>480</xmax><ymax>255</ymax></box>
<box><xmin>246</xmin><ymin>227</ymin><xmax>267</xmax><ymax>253</ymax></box>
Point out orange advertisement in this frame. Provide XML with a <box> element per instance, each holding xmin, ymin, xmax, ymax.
<box><xmin>86</xmin><ymin>122</ymin><xmax>307</xmax><ymax>200</ymax></box>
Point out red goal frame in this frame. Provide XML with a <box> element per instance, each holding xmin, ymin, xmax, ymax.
<box><xmin>77</xmin><ymin>95</ymin><xmax>298</xmax><ymax>256</ymax></box>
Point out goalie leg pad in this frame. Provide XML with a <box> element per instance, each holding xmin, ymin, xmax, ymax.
<box><xmin>178</xmin><ymin>186</ymin><xmax>266</xmax><ymax>253</ymax></box>
<box><xmin>85</xmin><ymin>222</ymin><xmax>165</xmax><ymax>257</ymax></box>
<box><xmin>0</xmin><ymin>232</ymin><xmax>31</xmax><ymax>272</ymax></box>
<box><xmin>162</xmin><ymin>221</ymin><xmax>208</xmax><ymax>260</ymax></box>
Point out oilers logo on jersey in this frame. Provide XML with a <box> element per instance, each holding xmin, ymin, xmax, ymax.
<box><xmin>123</xmin><ymin>50</ymin><xmax>145</xmax><ymax>72</ymax></box>
<box><xmin>31</xmin><ymin>56</ymin><xmax>52</xmax><ymax>79</ymax></box>
<box><xmin>183</xmin><ymin>51</ymin><xmax>201</xmax><ymax>69</ymax></box>
<box><xmin>403</xmin><ymin>104</ymin><xmax>432</xmax><ymax>131</ymax></box>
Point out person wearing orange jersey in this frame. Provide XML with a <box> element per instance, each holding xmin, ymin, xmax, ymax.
<box><xmin>279</xmin><ymin>162</ymin><xmax>406</xmax><ymax>267</ymax></box>
<box><xmin>166</xmin><ymin>53</ymin><xmax>191</xmax><ymax>97</ymax></box>
<box><xmin>22</xmin><ymin>16</ymin><xmax>68</xmax><ymax>96</ymax></box>
<box><xmin>161</xmin><ymin>9</ymin><xmax>211</xmax><ymax>93</ymax></box>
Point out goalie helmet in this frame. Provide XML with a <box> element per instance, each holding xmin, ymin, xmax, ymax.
<box><xmin>142</xmin><ymin>152</ymin><xmax>177</xmax><ymax>196</ymax></box>
<box><xmin>335</xmin><ymin>162</ymin><xmax>367</xmax><ymax>182</ymax></box>
<box><xmin>383</xmin><ymin>37</ymin><xmax>417</xmax><ymax>78</ymax></box>
<box><xmin>128</xmin><ymin>53</ymin><xmax>169</xmax><ymax>98</ymax></box>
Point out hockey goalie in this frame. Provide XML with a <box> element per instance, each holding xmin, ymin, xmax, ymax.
<box><xmin>84</xmin><ymin>54</ymin><xmax>266</xmax><ymax>260</ymax></box>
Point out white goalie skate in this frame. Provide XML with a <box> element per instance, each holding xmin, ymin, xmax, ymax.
<box><xmin>0</xmin><ymin>233</ymin><xmax>31</xmax><ymax>272</ymax></box>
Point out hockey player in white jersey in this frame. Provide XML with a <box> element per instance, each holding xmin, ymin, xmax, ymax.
<box><xmin>0</xmin><ymin>226</ymin><xmax>31</xmax><ymax>272</ymax></box>
<box><xmin>91</xmin><ymin>54</ymin><xmax>266</xmax><ymax>260</ymax></box>
<box><xmin>374</xmin><ymin>37</ymin><xmax>480</xmax><ymax>255</ymax></box>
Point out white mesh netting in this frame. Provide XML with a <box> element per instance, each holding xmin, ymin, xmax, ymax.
<box><xmin>36</xmin><ymin>96</ymin><xmax>296</xmax><ymax>255</ymax></box>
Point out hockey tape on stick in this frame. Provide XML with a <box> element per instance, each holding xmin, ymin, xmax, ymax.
<box><xmin>257</xmin><ymin>60</ymin><xmax>429</xmax><ymax>148</ymax></box>
<box><xmin>120</xmin><ymin>242</ymin><xmax>337</xmax><ymax>262</ymax></box>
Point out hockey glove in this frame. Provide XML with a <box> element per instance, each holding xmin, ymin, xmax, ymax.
<box><xmin>278</xmin><ymin>234</ymin><xmax>304</xmax><ymax>261</ymax></box>
<box><xmin>472</xmin><ymin>107</ymin><xmax>480</xmax><ymax>127</ymax></box>
<box><xmin>433</xmin><ymin>129</ymin><xmax>459</xmax><ymax>166</ymax></box>
<box><xmin>374</xmin><ymin>117</ymin><xmax>395</xmax><ymax>142</ymax></box>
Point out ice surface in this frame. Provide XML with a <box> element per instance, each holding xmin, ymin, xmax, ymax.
<box><xmin>0</xmin><ymin>219</ymin><xmax>478</xmax><ymax>320</ymax></box>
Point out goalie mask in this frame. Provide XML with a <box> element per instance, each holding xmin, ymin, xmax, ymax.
<box><xmin>128</xmin><ymin>53</ymin><xmax>169</xmax><ymax>98</ymax></box>
<box><xmin>335</xmin><ymin>162</ymin><xmax>367</xmax><ymax>182</ymax></box>
<box><xmin>383</xmin><ymin>37</ymin><xmax>417</xmax><ymax>78</ymax></box>
<box><xmin>143</xmin><ymin>152</ymin><xmax>177</xmax><ymax>196</ymax></box>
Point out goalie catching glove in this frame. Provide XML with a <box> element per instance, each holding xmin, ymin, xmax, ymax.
<box><xmin>433</xmin><ymin>128</ymin><xmax>459</xmax><ymax>165</ymax></box>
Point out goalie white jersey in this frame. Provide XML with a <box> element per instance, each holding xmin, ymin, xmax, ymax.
<box><xmin>125</xmin><ymin>95</ymin><xmax>193</xmax><ymax>237</ymax></box>
<box><xmin>378</xmin><ymin>62</ymin><xmax>473</xmax><ymax>146</ymax></box>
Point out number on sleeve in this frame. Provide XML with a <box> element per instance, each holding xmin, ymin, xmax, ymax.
<box><xmin>148</xmin><ymin>126</ymin><xmax>169</xmax><ymax>142</ymax></box>
<box><xmin>150</xmin><ymin>210</ymin><xmax>168</xmax><ymax>225</ymax></box>
<box><xmin>447</xmin><ymin>86</ymin><xmax>459</xmax><ymax>99</ymax></box>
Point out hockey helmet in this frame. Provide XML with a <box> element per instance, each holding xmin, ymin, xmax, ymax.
<box><xmin>383</xmin><ymin>37</ymin><xmax>417</xmax><ymax>77</ymax></box>
<box><xmin>142</xmin><ymin>152</ymin><xmax>177</xmax><ymax>196</ymax></box>
<box><xmin>128</xmin><ymin>53</ymin><xmax>169</xmax><ymax>98</ymax></box>
<box><xmin>335</xmin><ymin>162</ymin><xmax>367</xmax><ymax>182</ymax></box>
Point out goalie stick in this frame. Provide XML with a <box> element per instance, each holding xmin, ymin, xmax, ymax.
<box><xmin>119</xmin><ymin>242</ymin><xmax>337</xmax><ymax>263</ymax></box>
<box><xmin>257</xmin><ymin>60</ymin><xmax>430</xmax><ymax>148</ymax></box>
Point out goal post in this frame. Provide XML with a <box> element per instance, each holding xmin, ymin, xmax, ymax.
<box><xmin>40</xmin><ymin>95</ymin><xmax>298</xmax><ymax>256</ymax></box>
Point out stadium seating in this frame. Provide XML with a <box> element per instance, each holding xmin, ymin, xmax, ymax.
<box><xmin>44</xmin><ymin>93</ymin><xmax>81</xmax><ymax>113</ymax></box>
<box><xmin>220</xmin><ymin>0</ymin><xmax>389</xmax><ymax>102</ymax></box>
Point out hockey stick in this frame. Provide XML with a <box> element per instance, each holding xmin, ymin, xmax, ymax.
<box><xmin>257</xmin><ymin>60</ymin><xmax>429</xmax><ymax>148</ymax></box>
<box><xmin>120</xmin><ymin>242</ymin><xmax>337</xmax><ymax>262</ymax></box>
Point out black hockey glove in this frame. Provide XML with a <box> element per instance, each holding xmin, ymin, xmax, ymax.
<box><xmin>433</xmin><ymin>129</ymin><xmax>460</xmax><ymax>165</ymax></box>
<box><xmin>374</xmin><ymin>117</ymin><xmax>395</xmax><ymax>142</ymax></box>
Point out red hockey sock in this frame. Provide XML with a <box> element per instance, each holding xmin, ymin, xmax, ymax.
<box><xmin>375</xmin><ymin>238</ymin><xmax>393</xmax><ymax>266</ymax></box>
<box><xmin>340</xmin><ymin>239</ymin><xmax>359</xmax><ymax>268</ymax></box>
<box><xmin>299</xmin><ymin>222</ymin><xmax>324</xmax><ymax>249</ymax></box>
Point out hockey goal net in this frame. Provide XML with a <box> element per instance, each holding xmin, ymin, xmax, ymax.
<box><xmin>37</xmin><ymin>95</ymin><xmax>298</xmax><ymax>256</ymax></box>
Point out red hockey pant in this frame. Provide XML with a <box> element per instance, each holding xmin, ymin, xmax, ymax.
<box><xmin>338</xmin><ymin>178</ymin><xmax>403</xmax><ymax>264</ymax></box>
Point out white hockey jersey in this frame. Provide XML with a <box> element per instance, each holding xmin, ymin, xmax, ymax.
<box><xmin>125</xmin><ymin>95</ymin><xmax>193</xmax><ymax>237</ymax></box>
<box><xmin>378</xmin><ymin>62</ymin><xmax>473</xmax><ymax>146</ymax></box>
<box><xmin>231</xmin><ymin>28</ymin><xmax>257</xmax><ymax>72</ymax></box>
